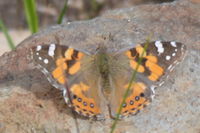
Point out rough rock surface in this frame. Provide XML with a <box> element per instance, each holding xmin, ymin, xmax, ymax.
<box><xmin>0</xmin><ymin>0</ymin><xmax>200</xmax><ymax>133</ymax></box>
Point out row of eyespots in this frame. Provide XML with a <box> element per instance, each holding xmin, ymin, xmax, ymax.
<box><xmin>121</xmin><ymin>92</ymin><xmax>145</xmax><ymax>116</ymax></box>
<box><xmin>73</xmin><ymin>95</ymin><xmax>95</xmax><ymax>108</ymax></box>
<box><xmin>122</xmin><ymin>92</ymin><xmax>145</xmax><ymax>108</ymax></box>
<box><xmin>73</xmin><ymin>95</ymin><xmax>96</xmax><ymax>117</ymax></box>
<box><xmin>121</xmin><ymin>100</ymin><xmax>149</xmax><ymax>118</ymax></box>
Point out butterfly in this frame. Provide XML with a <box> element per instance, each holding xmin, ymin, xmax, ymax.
<box><xmin>30</xmin><ymin>41</ymin><xmax>186</xmax><ymax>120</ymax></box>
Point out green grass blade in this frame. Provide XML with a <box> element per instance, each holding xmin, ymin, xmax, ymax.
<box><xmin>0</xmin><ymin>19</ymin><xmax>15</xmax><ymax>50</ymax></box>
<box><xmin>23</xmin><ymin>0</ymin><xmax>39</xmax><ymax>33</ymax></box>
<box><xmin>90</xmin><ymin>0</ymin><xmax>99</xmax><ymax>12</ymax></box>
<box><xmin>57</xmin><ymin>0</ymin><xmax>68</xmax><ymax>24</ymax></box>
<box><xmin>110</xmin><ymin>38</ymin><xmax>150</xmax><ymax>133</ymax></box>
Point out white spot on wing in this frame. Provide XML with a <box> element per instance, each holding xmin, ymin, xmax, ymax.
<box><xmin>36</xmin><ymin>45</ymin><xmax>42</xmax><ymax>51</ymax></box>
<box><xmin>159</xmin><ymin>81</ymin><xmax>164</xmax><ymax>87</ymax></box>
<box><xmin>166</xmin><ymin>55</ymin><xmax>171</xmax><ymax>60</ymax></box>
<box><xmin>174</xmin><ymin>60</ymin><xmax>179</xmax><ymax>65</ymax></box>
<box><xmin>44</xmin><ymin>59</ymin><xmax>49</xmax><ymax>64</ymax></box>
<box><xmin>172</xmin><ymin>53</ymin><xmax>176</xmax><ymax>56</ymax></box>
<box><xmin>155</xmin><ymin>41</ymin><xmax>164</xmax><ymax>55</ymax></box>
<box><xmin>181</xmin><ymin>45</ymin><xmax>185</xmax><ymax>52</ymax></box>
<box><xmin>38</xmin><ymin>57</ymin><xmax>42</xmax><ymax>60</ymax></box>
<box><xmin>48</xmin><ymin>43</ymin><xmax>56</xmax><ymax>57</ymax></box>
<box><xmin>41</xmin><ymin>67</ymin><xmax>49</xmax><ymax>75</ymax></box>
<box><xmin>175</xmin><ymin>49</ymin><xmax>178</xmax><ymax>52</ymax></box>
<box><xmin>36</xmin><ymin>52</ymin><xmax>39</xmax><ymax>55</ymax></box>
<box><xmin>170</xmin><ymin>41</ymin><xmax>177</xmax><ymax>47</ymax></box>
<box><xmin>167</xmin><ymin>64</ymin><xmax>172</xmax><ymax>70</ymax></box>
<box><xmin>169</xmin><ymin>66</ymin><xmax>175</xmax><ymax>72</ymax></box>
<box><xmin>63</xmin><ymin>89</ymin><xmax>69</xmax><ymax>103</ymax></box>
<box><xmin>150</xmin><ymin>86</ymin><xmax>156</xmax><ymax>99</ymax></box>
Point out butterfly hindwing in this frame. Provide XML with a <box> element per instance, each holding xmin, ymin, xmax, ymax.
<box><xmin>109</xmin><ymin>41</ymin><xmax>186</xmax><ymax>118</ymax></box>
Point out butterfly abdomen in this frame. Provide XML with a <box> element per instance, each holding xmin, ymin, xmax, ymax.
<box><xmin>95</xmin><ymin>53</ymin><xmax>111</xmax><ymax>95</ymax></box>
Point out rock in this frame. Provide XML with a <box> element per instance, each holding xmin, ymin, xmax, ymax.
<box><xmin>0</xmin><ymin>0</ymin><xmax>200</xmax><ymax>132</ymax></box>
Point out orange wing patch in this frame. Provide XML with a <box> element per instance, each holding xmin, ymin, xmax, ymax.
<box><xmin>130</xmin><ymin>60</ymin><xmax>145</xmax><ymax>73</ymax></box>
<box><xmin>65</xmin><ymin>48</ymin><xmax>74</xmax><ymax>60</ymax></box>
<box><xmin>119</xmin><ymin>82</ymin><xmax>150</xmax><ymax>116</ymax></box>
<box><xmin>126</xmin><ymin>45</ymin><xmax>146</xmax><ymax>73</ymax></box>
<box><xmin>125</xmin><ymin>45</ymin><xmax>164</xmax><ymax>81</ymax></box>
<box><xmin>70</xmin><ymin>82</ymin><xmax>101</xmax><ymax>117</ymax></box>
<box><xmin>69</xmin><ymin>61</ymin><xmax>81</xmax><ymax>75</ymax></box>
<box><xmin>52</xmin><ymin>58</ymin><xmax>68</xmax><ymax>84</ymax></box>
<box><xmin>135</xmin><ymin>45</ymin><xmax>147</xmax><ymax>57</ymax></box>
<box><xmin>145</xmin><ymin>59</ymin><xmax>163</xmax><ymax>81</ymax></box>
<box><xmin>145</xmin><ymin>55</ymin><xmax>163</xmax><ymax>81</ymax></box>
<box><xmin>52</xmin><ymin>48</ymin><xmax>84</xmax><ymax>84</ymax></box>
